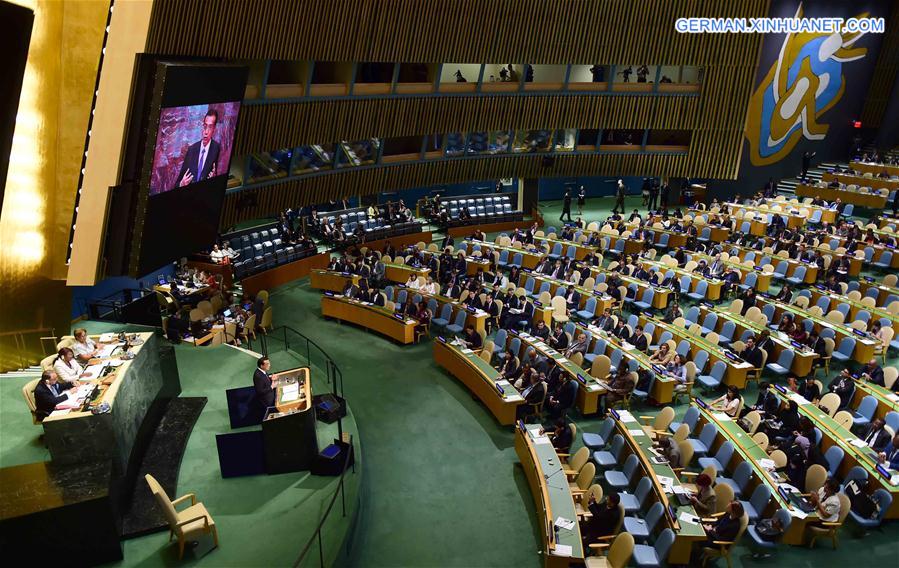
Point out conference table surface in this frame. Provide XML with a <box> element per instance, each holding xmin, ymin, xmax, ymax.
<box><xmin>699</xmin><ymin>305</ymin><xmax>818</xmax><ymax>377</ymax></box>
<box><xmin>515</xmin><ymin>330</ymin><xmax>606</xmax><ymax>415</ymax></box>
<box><xmin>43</xmin><ymin>332</ymin><xmax>154</xmax><ymax>423</ymax></box>
<box><xmin>574</xmin><ymin>322</ymin><xmax>678</xmax><ymax>405</ymax></box>
<box><xmin>463</xmin><ymin>238</ymin><xmax>545</xmax><ymax>270</ymax></box>
<box><xmin>852</xmin><ymin>378</ymin><xmax>899</xmax><ymax>421</ymax></box>
<box><xmin>515</xmin><ymin>423</ymin><xmax>584</xmax><ymax>567</ymax></box>
<box><xmin>769</xmin><ymin>387</ymin><xmax>899</xmax><ymax>519</ymax></box>
<box><xmin>850</xmin><ymin>160</ymin><xmax>899</xmax><ymax>177</ymax></box>
<box><xmin>383</xmin><ymin>262</ymin><xmax>430</xmax><ymax>284</ymax></box>
<box><xmin>807</xmin><ymin>287</ymin><xmax>899</xmax><ymax>336</ymax></box>
<box><xmin>858</xmin><ymin>278</ymin><xmax>899</xmax><ymax>307</ymax></box>
<box><xmin>641</xmin><ymin>316</ymin><xmax>754</xmax><ymax>388</ymax></box>
<box><xmin>309</xmin><ymin>269</ymin><xmax>361</xmax><ymax>293</ymax></box>
<box><xmin>320</xmin><ymin>294</ymin><xmax>418</xmax><ymax>344</ymax></box>
<box><xmin>695</xmin><ymin>404</ymin><xmax>819</xmax><ymax>545</ymax></box>
<box><xmin>433</xmin><ymin>339</ymin><xmax>524</xmax><ymax>425</ymax></box>
<box><xmin>390</xmin><ymin>285</ymin><xmax>489</xmax><ymax>336</ymax></box>
<box><xmin>758</xmin><ymin>298</ymin><xmax>879</xmax><ymax>364</ymax></box>
<box><xmin>609</xmin><ymin>411</ymin><xmax>706</xmax><ymax>563</ymax></box>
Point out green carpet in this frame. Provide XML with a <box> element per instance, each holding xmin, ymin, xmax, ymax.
<box><xmin>3</xmin><ymin>195</ymin><xmax>898</xmax><ymax>567</ymax></box>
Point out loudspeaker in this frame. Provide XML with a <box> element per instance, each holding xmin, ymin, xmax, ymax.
<box><xmin>541</xmin><ymin>156</ymin><xmax>556</xmax><ymax>167</ymax></box>
<box><xmin>313</xmin><ymin>393</ymin><xmax>347</xmax><ymax>424</ymax></box>
<box><xmin>311</xmin><ymin>439</ymin><xmax>354</xmax><ymax>476</ymax></box>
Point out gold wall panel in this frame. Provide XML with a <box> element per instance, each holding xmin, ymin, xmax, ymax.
<box><xmin>146</xmin><ymin>0</ymin><xmax>767</xmax><ymax>65</ymax></box>
<box><xmin>0</xmin><ymin>0</ymin><xmax>109</xmax><ymax>371</ymax></box>
<box><xmin>219</xmin><ymin>151</ymin><xmax>695</xmax><ymax>227</ymax></box>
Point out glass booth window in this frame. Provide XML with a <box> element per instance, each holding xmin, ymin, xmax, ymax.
<box><xmin>292</xmin><ymin>144</ymin><xmax>335</xmax><ymax>174</ymax></box>
<box><xmin>512</xmin><ymin>130</ymin><xmax>552</xmax><ymax>153</ymax></box>
<box><xmin>445</xmin><ymin>132</ymin><xmax>466</xmax><ymax>156</ymax></box>
<box><xmin>440</xmin><ymin>64</ymin><xmax>479</xmax><ymax>93</ymax></box>
<box><xmin>248</xmin><ymin>149</ymin><xmax>292</xmax><ymax>183</ymax></box>
<box><xmin>339</xmin><ymin>139</ymin><xmax>380</xmax><ymax>167</ymax></box>
<box><xmin>554</xmin><ymin>129</ymin><xmax>576</xmax><ymax>152</ymax></box>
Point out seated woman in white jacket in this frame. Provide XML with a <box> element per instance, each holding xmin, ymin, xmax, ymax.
<box><xmin>52</xmin><ymin>347</ymin><xmax>90</xmax><ymax>383</ymax></box>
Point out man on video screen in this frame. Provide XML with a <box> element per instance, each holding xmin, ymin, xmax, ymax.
<box><xmin>175</xmin><ymin>109</ymin><xmax>221</xmax><ymax>188</ymax></box>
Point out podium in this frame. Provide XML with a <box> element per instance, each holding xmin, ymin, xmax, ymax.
<box><xmin>262</xmin><ymin>367</ymin><xmax>319</xmax><ymax>474</ymax></box>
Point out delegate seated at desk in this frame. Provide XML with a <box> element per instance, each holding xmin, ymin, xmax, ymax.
<box><xmin>878</xmin><ymin>434</ymin><xmax>899</xmax><ymax>470</ymax></box>
<box><xmin>34</xmin><ymin>370</ymin><xmax>75</xmax><ymax>421</ymax></box>
<box><xmin>254</xmin><ymin>356</ymin><xmax>275</xmax><ymax>410</ymax></box>
<box><xmin>72</xmin><ymin>328</ymin><xmax>99</xmax><ymax>364</ymax></box>
<box><xmin>53</xmin><ymin>347</ymin><xmax>91</xmax><ymax>383</ymax></box>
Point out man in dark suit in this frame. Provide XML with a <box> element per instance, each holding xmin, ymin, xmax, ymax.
<box><xmin>34</xmin><ymin>370</ymin><xmax>75</xmax><ymax>421</ymax></box>
<box><xmin>595</xmin><ymin>308</ymin><xmax>615</xmax><ymax>332</ymax></box>
<box><xmin>739</xmin><ymin>337</ymin><xmax>763</xmax><ymax>369</ymax></box>
<box><xmin>828</xmin><ymin>369</ymin><xmax>856</xmax><ymax>409</ymax></box>
<box><xmin>860</xmin><ymin>359</ymin><xmax>885</xmax><ymax>387</ymax></box>
<box><xmin>631</xmin><ymin>326</ymin><xmax>648</xmax><ymax>352</ymax></box>
<box><xmin>581</xmin><ymin>493</ymin><xmax>622</xmax><ymax>547</ymax></box>
<box><xmin>546</xmin><ymin>374</ymin><xmax>578</xmax><ymax>419</ymax></box>
<box><xmin>549</xmin><ymin>323</ymin><xmax>569</xmax><ymax>350</ymax></box>
<box><xmin>342</xmin><ymin>281</ymin><xmax>360</xmax><ymax>299</ymax></box>
<box><xmin>563</xmin><ymin>285</ymin><xmax>581</xmax><ymax>311</ymax></box>
<box><xmin>861</xmin><ymin>418</ymin><xmax>891</xmax><ymax>452</ymax></box>
<box><xmin>175</xmin><ymin>109</ymin><xmax>222</xmax><ymax>189</ymax></box>
<box><xmin>253</xmin><ymin>356</ymin><xmax>275</xmax><ymax>410</ymax></box>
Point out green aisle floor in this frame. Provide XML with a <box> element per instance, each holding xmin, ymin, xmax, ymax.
<box><xmin>3</xmin><ymin>195</ymin><xmax>897</xmax><ymax>567</ymax></box>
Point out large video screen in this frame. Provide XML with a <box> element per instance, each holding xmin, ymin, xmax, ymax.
<box><xmin>149</xmin><ymin>101</ymin><xmax>240</xmax><ymax>195</ymax></box>
<box><xmin>135</xmin><ymin>63</ymin><xmax>248</xmax><ymax>275</ymax></box>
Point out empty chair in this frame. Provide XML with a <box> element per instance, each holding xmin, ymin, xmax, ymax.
<box><xmin>588</xmin><ymin>531</ymin><xmax>634</xmax><ymax>568</ymax></box>
<box><xmin>145</xmin><ymin>474</ymin><xmax>218</xmax><ymax>559</ymax></box>
<box><xmin>582</xmin><ymin>418</ymin><xmax>615</xmax><ymax>450</ymax></box>
<box><xmin>697</xmin><ymin>360</ymin><xmax>727</xmax><ymax>390</ymax></box>
<box><xmin>785</xmin><ymin>265</ymin><xmax>807</xmax><ymax>286</ymax></box>
<box><xmin>669</xmin><ymin>406</ymin><xmax>700</xmax><ymax>435</ymax></box>
<box><xmin>698</xmin><ymin>440</ymin><xmax>734</xmax><ymax>474</ymax></box>
<box><xmin>765</xmin><ymin>349</ymin><xmax>794</xmax><ymax>377</ymax></box>
<box><xmin>823</xmin><ymin>445</ymin><xmax>845</xmax><ymax>477</ymax></box>
<box><xmin>620</xmin><ymin>476</ymin><xmax>654</xmax><ymax>515</ymax></box>
<box><xmin>631</xmin><ymin>527</ymin><xmax>675</xmax><ymax>568</ymax></box>
<box><xmin>576</xmin><ymin>296</ymin><xmax>598</xmax><ymax>320</ymax></box>
<box><xmin>830</xmin><ymin>336</ymin><xmax>856</xmax><ymax>363</ymax></box>
<box><xmin>445</xmin><ymin>310</ymin><xmax>468</xmax><ymax>334</ymax></box>
<box><xmin>593</xmin><ymin>434</ymin><xmax>625</xmax><ymax>468</ymax></box>
<box><xmin>604</xmin><ymin>453</ymin><xmax>640</xmax><ymax>491</ymax></box>
<box><xmin>717</xmin><ymin>461</ymin><xmax>753</xmax><ymax>499</ymax></box>
<box><xmin>623</xmin><ymin>501</ymin><xmax>666</xmax><ymax>543</ymax></box>
<box><xmin>687</xmin><ymin>280</ymin><xmax>709</xmax><ymax>302</ymax></box>
<box><xmin>633</xmin><ymin>288</ymin><xmax>655</xmax><ymax>312</ymax></box>
<box><xmin>700</xmin><ymin>313</ymin><xmax>718</xmax><ymax>335</ymax></box>
<box><xmin>718</xmin><ymin>321</ymin><xmax>736</xmax><ymax>347</ymax></box>
<box><xmin>740</xmin><ymin>483</ymin><xmax>772</xmax><ymax>523</ymax></box>
<box><xmin>850</xmin><ymin>395</ymin><xmax>877</xmax><ymax>430</ymax></box>
<box><xmin>431</xmin><ymin>303</ymin><xmax>453</xmax><ymax>328</ymax></box>
<box><xmin>689</xmin><ymin>422</ymin><xmax>718</xmax><ymax>457</ymax></box>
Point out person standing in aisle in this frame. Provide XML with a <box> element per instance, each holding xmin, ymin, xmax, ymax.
<box><xmin>577</xmin><ymin>185</ymin><xmax>586</xmax><ymax>216</ymax></box>
<box><xmin>560</xmin><ymin>189</ymin><xmax>573</xmax><ymax>222</ymax></box>
<box><xmin>613</xmin><ymin>179</ymin><xmax>627</xmax><ymax>214</ymax></box>
<box><xmin>660</xmin><ymin>180</ymin><xmax>671</xmax><ymax>211</ymax></box>
<box><xmin>648</xmin><ymin>179</ymin><xmax>659</xmax><ymax>212</ymax></box>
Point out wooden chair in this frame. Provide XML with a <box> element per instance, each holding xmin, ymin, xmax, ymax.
<box><xmin>574</xmin><ymin>484</ymin><xmax>603</xmax><ymax>517</ymax></box>
<box><xmin>817</xmin><ymin>338</ymin><xmax>834</xmax><ymax>377</ymax></box>
<box><xmin>833</xmin><ymin>410</ymin><xmax>853</xmax><ymax>430</ymax></box>
<box><xmin>770</xmin><ymin>449</ymin><xmax>788</xmax><ymax>468</ymax></box>
<box><xmin>807</xmin><ymin>493</ymin><xmax>851</xmax><ymax>549</ymax></box>
<box><xmin>550</xmin><ymin>295</ymin><xmax>570</xmax><ymax>323</ymax></box>
<box><xmin>818</xmin><ymin>393</ymin><xmax>840</xmax><ymax>417</ymax></box>
<box><xmin>256</xmin><ymin>289</ymin><xmax>269</xmax><ymax>308</ymax></box>
<box><xmin>672</xmin><ymin>440</ymin><xmax>695</xmax><ymax>473</ymax></box>
<box><xmin>259</xmin><ymin>306</ymin><xmax>273</xmax><ymax>334</ymax></box>
<box><xmin>640</xmin><ymin>406</ymin><xmax>675</xmax><ymax>438</ymax></box>
<box><xmin>561</xmin><ymin>447</ymin><xmax>590</xmax><ymax>480</ymax></box>
<box><xmin>22</xmin><ymin>379</ymin><xmax>40</xmax><ymax>425</ymax></box>
<box><xmin>145</xmin><ymin>474</ymin><xmax>218</xmax><ymax>559</ymax></box>
<box><xmin>568</xmin><ymin>462</ymin><xmax>596</xmax><ymax>495</ymax></box>
<box><xmin>701</xmin><ymin>513</ymin><xmax>748</xmax><ymax>568</ymax></box>
<box><xmin>742</xmin><ymin>410</ymin><xmax>761</xmax><ymax>435</ymax></box>
<box><xmin>752</xmin><ymin>432</ymin><xmax>769</xmax><ymax>452</ymax></box>
<box><xmin>239</xmin><ymin>313</ymin><xmax>257</xmax><ymax>343</ymax></box>
<box><xmin>590</xmin><ymin>355</ymin><xmax>611</xmax><ymax>380</ymax></box>
<box><xmin>804</xmin><ymin>464</ymin><xmax>827</xmax><ymax>495</ymax></box>
<box><xmin>587</xmin><ymin>530</ymin><xmax>634</xmax><ymax>568</ymax></box>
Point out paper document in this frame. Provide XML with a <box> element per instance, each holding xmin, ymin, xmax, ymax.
<box><xmin>98</xmin><ymin>344</ymin><xmax>118</xmax><ymax>358</ymax></box>
<box><xmin>99</xmin><ymin>333</ymin><xmax>117</xmax><ymax>343</ymax></box>
<box><xmin>678</xmin><ymin>511</ymin><xmax>700</xmax><ymax>525</ymax></box>
<box><xmin>107</xmin><ymin>359</ymin><xmax>125</xmax><ymax>367</ymax></box>
<box><xmin>618</xmin><ymin>410</ymin><xmax>637</xmax><ymax>423</ymax></box>
<box><xmin>629</xmin><ymin>429</ymin><xmax>645</xmax><ymax>436</ymax></box>
<box><xmin>554</xmin><ymin>517</ymin><xmax>575</xmax><ymax>531</ymax></box>
<box><xmin>887</xmin><ymin>394</ymin><xmax>899</xmax><ymax>403</ymax></box>
<box><xmin>281</xmin><ymin>383</ymin><xmax>300</xmax><ymax>401</ymax></box>
<box><xmin>759</xmin><ymin>458</ymin><xmax>776</xmax><ymax>470</ymax></box>
<box><xmin>788</xmin><ymin>508</ymin><xmax>808</xmax><ymax>519</ymax></box>
<box><xmin>712</xmin><ymin>412</ymin><xmax>732</xmax><ymax>421</ymax></box>
<box><xmin>848</xmin><ymin>438</ymin><xmax>867</xmax><ymax>449</ymax></box>
<box><xmin>552</xmin><ymin>544</ymin><xmax>573</xmax><ymax>557</ymax></box>
<box><xmin>788</xmin><ymin>392</ymin><xmax>810</xmax><ymax>405</ymax></box>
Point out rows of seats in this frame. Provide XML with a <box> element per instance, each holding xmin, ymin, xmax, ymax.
<box><xmin>225</xmin><ymin>226</ymin><xmax>317</xmax><ymax>279</ymax></box>
<box><xmin>317</xmin><ymin>209</ymin><xmax>423</xmax><ymax>241</ymax></box>
<box><xmin>440</xmin><ymin>193</ymin><xmax>523</xmax><ymax>227</ymax></box>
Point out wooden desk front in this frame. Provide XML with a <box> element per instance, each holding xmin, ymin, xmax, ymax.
<box><xmin>310</xmin><ymin>269</ymin><xmax>361</xmax><ymax>293</ymax></box>
<box><xmin>321</xmin><ymin>295</ymin><xmax>417</xmax><ymax>344</ymax></box>
<box><xmin>433</xmin><ymin>340</ymin><xmax>524</xmax><ymax>425</ymax></box>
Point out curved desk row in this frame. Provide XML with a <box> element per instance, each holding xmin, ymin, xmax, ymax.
<box><xmin>309</xmin><ymin>269</ymin><xmax>361</xmax><ymax>293</ymax></box>
<box><xmin>433</xmin><ymin>339</ymin><xmax>524</xmax><ymax>425</ymax></box>
<box><xmin>769</xmin><ymin>387</ymin><xmax>899</xmax><ymax>518</ymax></box>
<box><xmin>515</xmin><ymin>423</ymin><xmax>584</xmax><ymax>567</ymax></box>
<box><xmin>320</xmin><ymin>295</ymin><xmax>418</xmax><ymax>344</ymax></box>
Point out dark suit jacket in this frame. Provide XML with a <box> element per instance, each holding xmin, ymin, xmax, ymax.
<box><xmin>861</xmin><ymin>425</ymin><xmax>891</xmax><ymax>452</ymax></box>
<box><xmin>585</xmin><ymin>502</ymin><xmax>622</xmax><ymax>541</ymax></box>
<box><xmin>595</xmin><ymin>316</ymin><xmax>614</xmax><ymax>331</ymax></box>
<box><xmin>254</xmin><ymin>368</ymin><xmax>275</xmax><ymax>409</ymax></box>
<box><xmin>742</xmin><ymin>346</ymin><xmax>763</xmax><ymax>369</ymax></box>
<box><xmin>34</xmin><ymin>381</ymin><xmax>74</xmax><ymax>421</ymax></box>
<box><xmin>556</xmin><ymin>379</ymin><xmax>578</xmax><ymax>410</ymax></box>
<box><xmin>632</xmin><ymin>333</ymin><xmax>648</xmax><ymax>352</ymax></box>
<box><xmin>176</xmin><ymin>139</ymin><xmax>221</xmax><ymax>188</ymax></box>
